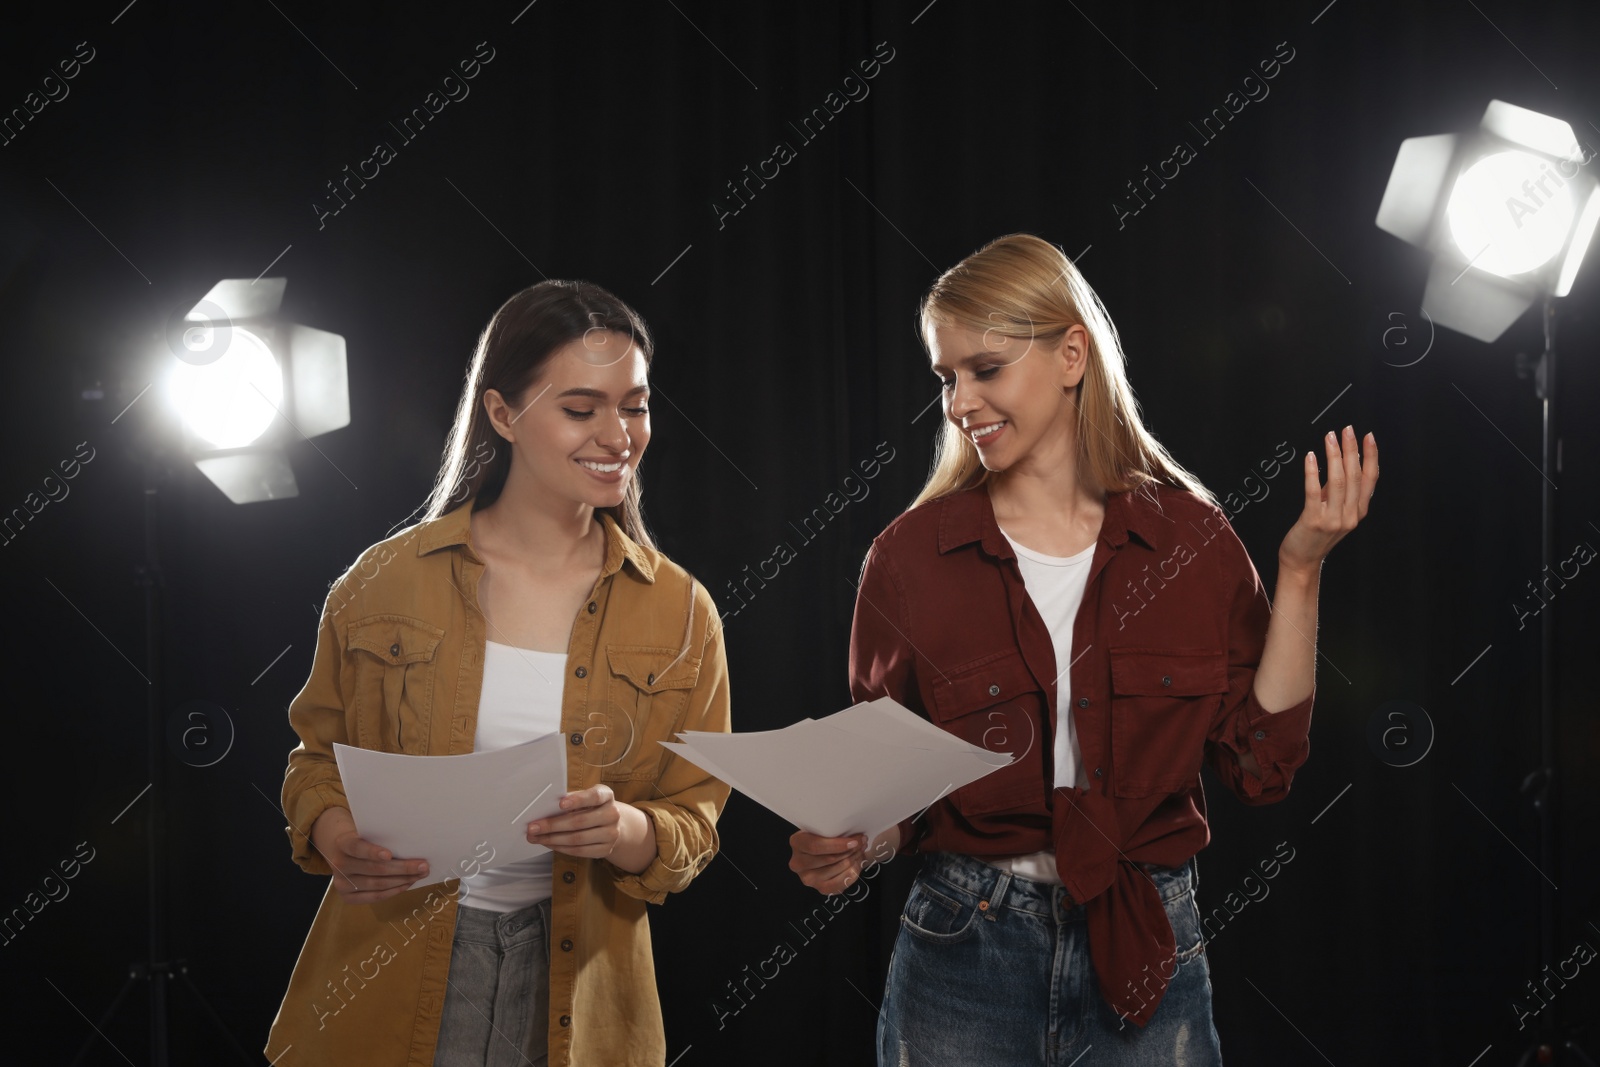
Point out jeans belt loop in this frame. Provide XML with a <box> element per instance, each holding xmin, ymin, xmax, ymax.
<box><xmin>981</xmin><ymin>868</ymin><xmax>1012</xmax><ymax>921</ymax></box>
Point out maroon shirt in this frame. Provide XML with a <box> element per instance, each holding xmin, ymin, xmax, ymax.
<box><xmin>849</xmin><ymin>481</ymin><xmax>1314</xmax><ymax>1028</ymax></box>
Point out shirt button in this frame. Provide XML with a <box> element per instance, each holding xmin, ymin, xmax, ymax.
<box><xmin>560</xmin><ymin>938</ymin><xmax>574</xmax><ymax>952</ymax></box>
<box><xmin>559</xmin><ymin>1014</ymin><xmax>571</xmax><ymax>1028</ymax></box>
<box><xmin>1254</xmin><ymin>730</ymin><xmax>1266</xmax><ymax>740</ymax></box>
<box><xmin>561</xmin><ymin>870</ymin><xmax>575</xmax><ymax>884</ymax></box>
<box><xmin>1077</xmin><ymin>697</ymin><xmax>1089</xmax><ymax>708</ymax></box>
<box><xmin>988</xmin><ymin>684</ymin><xmax>1000</xmax><ymax>696</ymax></box>
<box><xmin>1094</xmin><ymin>767</ymin><xmax>1103</xmax><ymax>778</ymax></box>
<box><xmin>648</xmin><ymin>673</ymin><xmax>656</xmax><ymax>685</ymax></box>
<box><xmin>570</xmin><ymin>732</ymin><xmax>583</xmax><ymax>746</ymax></box>
<box><xmin>390</xmin><ymin>643</ymin><xmax>401</xmax><ymax>657</ymax></box>
<box><xmin>1161</xmin><ymin>675</ymin><xmax>1172</xmax><ymax>687</ymax></box>
<box><xmin>587</xmin><ymin>601</ymin><xmax>597</xmax><ymax>614</ymax></box>
<box><xmin>574</xmin><ymin>666</ymin><xmax>587</xmax><ymax>678</ymax></box>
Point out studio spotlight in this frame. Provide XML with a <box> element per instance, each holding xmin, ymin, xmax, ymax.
<box><xmin>162</xmin><ymin>277</ymin><xmax>349</xmax><ymax>503</ymax></box>
<box><xmin>1380</xmin><ymin>103</ymin><xmax>1596</xmax><ymax>1066</ymax></box>
<box><xmin>1376</xmin><ymin>99</ymin><xmax>1598</xmax><ymax>342</ymax></box>
<box><xmin>69</xmin><ymin>277</ymin><xmax>352</xmax><ymax>1064</ymax></box>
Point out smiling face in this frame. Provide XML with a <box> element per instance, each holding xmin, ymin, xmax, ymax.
<box><xmin>927</xmin><ymin>319</ymin><xmax>1089</xmax><ymax>476</ymax></box>
<box><xmin>483</xmin><ymin>329</ymin><xmax>651</xmax><ymax>513</ymax></box>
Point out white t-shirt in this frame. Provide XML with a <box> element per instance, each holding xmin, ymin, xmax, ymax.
<box><xmin>998</xmin><ymin>527</ymin><xmax>1094</xmax><ymax>790</ymax></box>
<box><xmin>455</xmin><ymin>641</ymin><xmax>566</xmax><ymax>912</ymax></box>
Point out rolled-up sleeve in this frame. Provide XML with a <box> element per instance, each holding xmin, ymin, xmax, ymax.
<box><xmin>282</xmin><ymin>589</ymin><xmax>353</xmax><ymax>876</ymax></box>
<box><xmin>1203</xmin><ymin>510</ymin><xmax>1314</xmax><ymax>804</ymax></box>
<box><xmin>607</xmin><ymin>583</ymin><xmax>732</xmax><ymax>903</ymax></box>
<box><xmin>847</xmin><ymin>539</ymin><xmax>926</xmax><ymax>855</ymax></box>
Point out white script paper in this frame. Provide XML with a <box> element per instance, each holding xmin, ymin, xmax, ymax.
<box><xmin>332</xmin><ymin>734</ymin><xmax>568</xmax><ymax>891</ymax></box>
<box><xmin>660</xmin><ymin>697</ymin><xmax>1012</xmax><ymax>840</ymax></box>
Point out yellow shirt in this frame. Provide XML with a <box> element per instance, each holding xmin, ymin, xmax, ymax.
<box><xmin>265</xmin><ymin>498</ymin><xmax>731</xmax><ymax>1066</ymax></box>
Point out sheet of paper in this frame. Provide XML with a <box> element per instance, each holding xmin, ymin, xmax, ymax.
<box><xmin>663</xmin><ymin>698</ymin><xmax>1013</xmax><ymax>839</ymax></box>
<box><xmin>824</xmin><ymin>697</ymin><xmax>1010</xmax><ymax>762</ymax></box>
<box><xmin>332</xmin><ymin>734</ymin><xmax>568</xmax><ymax>891</ymax></box>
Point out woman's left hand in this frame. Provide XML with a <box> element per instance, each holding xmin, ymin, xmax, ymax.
<box><xmin>527</xmin><ymin>784</ymin><xmax>629</xmax><ymax>859</ymax></box>
<box><xmin>1278</xmin><ymin>425</ymin><xmax>1378</xmax><ymax>574</ymax></box>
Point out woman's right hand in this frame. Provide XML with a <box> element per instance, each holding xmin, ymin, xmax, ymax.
<box><xmin>788</xmin><ymin>825</ymin><xmax>901</xmax><ymax>895</ymax></box>
<box><xmin>310</xmin><ymin>806</ymin><xmax>430</xmax><ymax>904</ymax></box>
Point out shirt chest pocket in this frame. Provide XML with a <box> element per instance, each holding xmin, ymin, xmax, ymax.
<box><xmin>347</xmin><ymin>615</ymin><xmax>447</xmax><ymax>754</ymax></box>
<box><xmin>928</xmin><ymin>649</ymin><xmax>1049</xmax><ymax>816</ymax></box>
<box><xmin>593</xmin><ymin>644</ymin><xmax>702</xmax><ymax>783</ymax></box>
<box><xmin>1108</xmin><ymin>647</ymin><xmax>1227</xmax><ymax>798</ymax></box>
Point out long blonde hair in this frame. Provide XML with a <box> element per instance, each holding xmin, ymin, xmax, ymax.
<box><xmin>911</xmin><ymin>233</ymin><xmax>1215</xmax><ymax>511</ymax></box>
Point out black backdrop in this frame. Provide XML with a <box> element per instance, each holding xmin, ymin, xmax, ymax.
<box><xmin>3</xmin><ymin>1</ymin><xmax>1599</xmax><ymax>1064</ymax></box>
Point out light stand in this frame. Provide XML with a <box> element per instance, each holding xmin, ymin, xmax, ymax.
<box><xmin>68</xmin><ymin>277</ymin><xmax>349</xmax><ymax>1062</ymax></box>
<box><xmin>1376</xmin><ymin>100</ymin><xmax>1599</xmax><ymax>1066</ymax></box>
<box><xmin>1511</xmin><ymin>299</ymin><xmax>1594</xmax><ymax>1067</ymax></box>
<box><xmin>70</xmin><ymin>451</ymin><xmax>256</xmax><ymax>1065</ymax></box>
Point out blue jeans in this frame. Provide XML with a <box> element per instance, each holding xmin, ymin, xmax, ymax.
<box><xmin>432</xmin><ymin>898</ymin><xmax>551</xmax><ymax>1067</ymax></box>
<box><xmin>878</xmin><ymin>852</ymin><xmax>1224</xmax><ymax>1066</ymax></box>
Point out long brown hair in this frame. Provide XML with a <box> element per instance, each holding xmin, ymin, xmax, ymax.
<box><xmin>911</xmin><ymin>233</ymin><xmax>1215</xmax><ymax>512</ymax></box>
<box><xmin>417</xmin><ymin>279</ymin><xmax>656</xmax><ymax>549</ymax></box>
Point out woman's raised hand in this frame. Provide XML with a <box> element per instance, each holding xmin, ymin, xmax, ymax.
<box><xmin>309</xmin><ymin>805</ymin><xmax>430</xmax><ymax>905</ymax></box>
<box><xmin>1279</xmin><ymin>425</ymin><xmax>1378</xmax><ymax>573</ymax></box>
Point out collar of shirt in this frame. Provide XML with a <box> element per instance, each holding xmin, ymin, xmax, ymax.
<box><xmin>934</xmin><ymin>480</ymin><xmax>1167</xmax><ymax>558</ymax></box>
<box><xmin>416</xmin><ymin>499</ymin><xmax>658</xmax><ymax>584</ymax></box>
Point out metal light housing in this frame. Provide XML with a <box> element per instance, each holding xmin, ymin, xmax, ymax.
<box><xmin>1376</xmin><ymin>100</ymin><xmax>1599</xmax><ymax>342</ymax></box>
<box><xmin>162</xmin><ymin>278</ymin><xmax>349</xmax><ymax>503</ymax></box>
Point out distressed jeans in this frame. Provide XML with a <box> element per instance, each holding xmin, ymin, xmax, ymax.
<box><xmin>432</xmin><ymin>898</ymin><xmax>551</xmax><ymax>1067</ymax></box>
<box><xmin>878</xmin><ymin>852</ymin><xmax>1224</xmax><ymax>1066</ymax></box>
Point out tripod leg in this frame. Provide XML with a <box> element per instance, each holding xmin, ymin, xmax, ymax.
<box><xmin>174</xmin><ymin>967</ymin><xmax>259</xmax><ymax>1064</ymax></box>
<box><xmin>68</xmin><ymin>970</ymin><xmax>140</xmax><ymax>1067</ymax></box>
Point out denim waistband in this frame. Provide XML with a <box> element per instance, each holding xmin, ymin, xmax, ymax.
<box><xmin>453</xmin><ymin>897</ymin><xmax>550</xmax><ymax>949</ymax></box>
<box><xmin>920</xmin><ymin>852</ymin><xmax>1197</xmax><ymax>920</ymax></box>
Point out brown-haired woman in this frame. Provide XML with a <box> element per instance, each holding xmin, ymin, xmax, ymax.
<box><xmin>266</xmin><ymin>279</ymin><xmax>731</xmax><ymax>1067</ymax></box>
<box><xmin>788</xmin><ymin>234</ymin><xmax>1376</xmax><ymax>1064</ymax></box>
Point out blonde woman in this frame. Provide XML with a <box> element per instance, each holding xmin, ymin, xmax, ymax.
<box><xmin>266</xmin><ymin>279</ymin><xmax>731</xmax><ymax>1067</ymax></box>
<box><xmin>789</xmin><ymin>234</ymin><xmax>1375</xmax><ymax>1064</ymax></box>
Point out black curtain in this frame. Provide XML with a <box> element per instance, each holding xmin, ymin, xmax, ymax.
<box><xmin>3</xmin><ymin>1</ymin><xmax>1599</xmax><ymax>1063</ymax></box>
